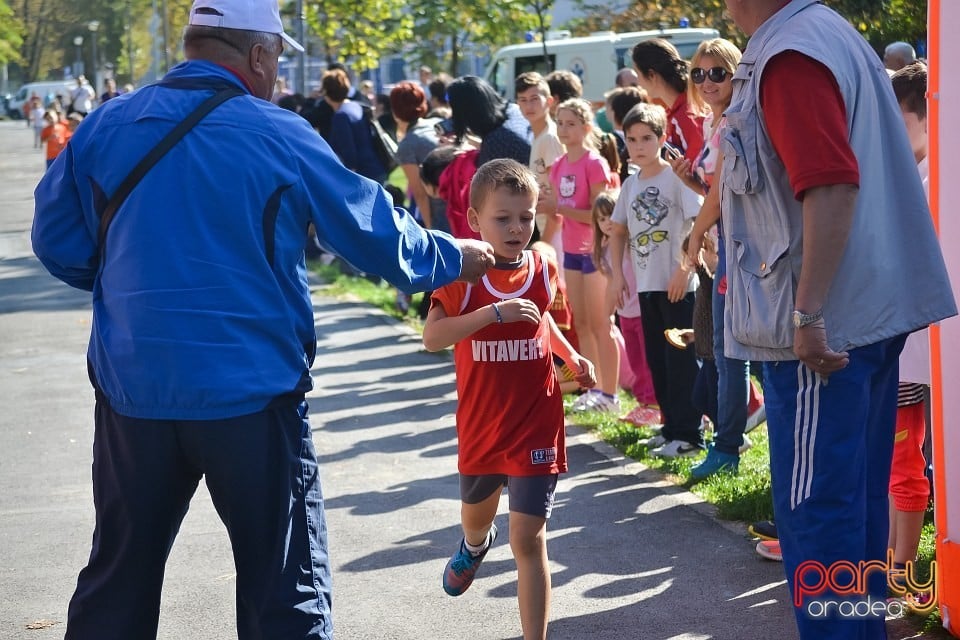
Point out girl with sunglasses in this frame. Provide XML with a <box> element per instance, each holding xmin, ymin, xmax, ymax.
<box><xmin>631</xmin><ymin>38</ymin><xmax>706</xmax><ymax>164</ymax></box>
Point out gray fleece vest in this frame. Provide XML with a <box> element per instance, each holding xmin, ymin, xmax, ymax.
<box><xmin>720</xmin><ymin>0</ymin><xmax>956</xmax><ymax>361</ymax></box>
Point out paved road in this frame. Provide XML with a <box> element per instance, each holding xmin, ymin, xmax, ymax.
<box><xmin>0</xmin><ymin>119</ymin><xmax>800</xmax><ymax>640</ymax></box>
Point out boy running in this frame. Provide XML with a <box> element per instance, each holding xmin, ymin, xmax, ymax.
<box><xmin>423</xmin><ymin>159</ymin><xmax>595</xmax><ymax>640</ymax></box>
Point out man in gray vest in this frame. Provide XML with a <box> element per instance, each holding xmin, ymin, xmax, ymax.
<box><xmin>720</xmin><ymin>1</ymin><xmax>955</xmax><ymax>638</ymax></box>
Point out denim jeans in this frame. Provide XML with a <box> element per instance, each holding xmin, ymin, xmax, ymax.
<box><xmin>712</xmin><ymin>273</ymin><xmax>751</xmax><ymax>456</ymax></box>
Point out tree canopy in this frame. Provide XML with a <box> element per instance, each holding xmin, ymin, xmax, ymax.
<box><xmin>1</xmin><ymin>0</ymin><xmax>928</xmax><ymax>89</ymax></box>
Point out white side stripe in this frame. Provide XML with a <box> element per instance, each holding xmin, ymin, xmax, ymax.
<box><xmin>791</xmin><ymin>364</ymin><xmax>821</xmax><ymax>510</ymax></box>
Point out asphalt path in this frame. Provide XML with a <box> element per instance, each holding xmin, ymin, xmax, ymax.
<box><xmin>0</xmin><ymin>119</ymin><xmax>800</xmax><ymax>640</ymax></box>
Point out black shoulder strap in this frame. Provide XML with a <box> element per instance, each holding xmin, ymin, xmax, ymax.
<box><xmin>97</xmin><ymin>85</ymin><xmax>244</xmax><ymax>259</ymax></box>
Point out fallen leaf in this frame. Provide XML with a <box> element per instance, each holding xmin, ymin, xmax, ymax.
<box><xmin>25</xmin><ymin>619</ymin><xmax>58</xmax><ymax>630</ymax></box>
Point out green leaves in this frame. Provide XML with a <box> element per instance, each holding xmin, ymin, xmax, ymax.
<box><xmin>568</xmin><ymin>0</ymin><xmax>926</xmax><ymax>53</ymax></box>
<box><xmin>0</xmin><ymin>0</ymin><xmax>24</xmax><ymax>66</ymax></box>
<box><xmin>305</xmin><ymin>0</ymin><xmax>413</xmax><ymax>71</ymax></box>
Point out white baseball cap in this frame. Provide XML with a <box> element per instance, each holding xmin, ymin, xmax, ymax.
<box><xmin>189</xmin><ymin>0</ymin><xmax>304</xmax><ymax>52</ymax></box>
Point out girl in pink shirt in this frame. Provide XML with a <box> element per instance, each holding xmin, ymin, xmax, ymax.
<box><xmin>541</xmin><ymin>98</ymin><xmax>620</xmax><ymax>413</ymax></box>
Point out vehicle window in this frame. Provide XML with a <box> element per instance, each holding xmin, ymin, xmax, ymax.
<box><xmin>674</xmin><ymin>42</ymin><xmax>702</xmax><ymax>60</ymax></box>
<box><xmin>491</xmin><ymin>59</ymin><xmax>508</xmax><ymax>97</ymax></box>
<box><xmin>516</xmin><ymin>54</ymin><xmax>555</xmax><ymax>76</ymax></box>
<box><xmin>15</xmin><ymin>88</ymin><xmax>27</xmax><ymax>101</ymax></box>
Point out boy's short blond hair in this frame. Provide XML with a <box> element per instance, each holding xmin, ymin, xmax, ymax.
<box><xmin>622</xmin><ymin>102</ymin><xmax>667</xmax><ymax>139</ymax></box>
<box><xmin>469</xmin><ymin>158</ymin><xmax>539</xmax><ymax>211</ymax></box>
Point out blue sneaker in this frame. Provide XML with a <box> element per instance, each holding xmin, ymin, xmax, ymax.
<box><xmin>442</xmin><ymin>524</ymin><xmax>498</xmax><ymax>596</ymax></box>
<box><xmin>689</xmin><ymin>447</ymin><xmax>739</xmax><ymax>481</ymax></box>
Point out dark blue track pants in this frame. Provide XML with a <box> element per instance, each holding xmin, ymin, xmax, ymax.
<box><xmin>65</xmin><ymin>394</ymin><xmax>333</xmax><ymax>639</ymax></box>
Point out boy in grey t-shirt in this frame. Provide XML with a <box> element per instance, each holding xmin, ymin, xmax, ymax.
<box><xmin>608</xmin><ymin>103</ymin><xmax>704</xmax><ymax>457</ymax></box>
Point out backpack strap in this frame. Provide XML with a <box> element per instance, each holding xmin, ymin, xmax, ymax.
<box><xmin>97</xmin><ymin>84</ymin><xmax>244</xmax><ymax>260</ymax></box>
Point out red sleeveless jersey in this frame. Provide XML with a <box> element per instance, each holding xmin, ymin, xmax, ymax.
<box><xmin>431</xmin><ymin>250</ymin><xmax>566</xmax><ymax>476</ymax></box>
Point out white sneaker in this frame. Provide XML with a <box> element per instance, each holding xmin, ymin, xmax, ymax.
<box><xmin>639</xmin><ymin>434</ymin><xmax>668</xmax><ymax>448</ymax></box>
<box><xmin>571</xmin><ymin>390</ymin><xmax>600</xmax><ymax>412</ymax></box>
<box><xmin>589</xmin><ymin>394</ymin><xmax>621</xmax><ymax>414</ymax></box>
<box><xmin>739</xmin><ymin>433</ymin><xmax>753</xmax><ymax>454</ymax></box>
<box><xmin>651</xmin><ymin>439</ymin><xmax>703</xmax><ymax>458</ymax></box>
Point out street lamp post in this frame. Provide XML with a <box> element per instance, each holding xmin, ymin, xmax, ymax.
<box><xmin>297</xmin><ymin>0</ymin><xmax>305</xmax><ymax>93</ymax></box>
<box><xmin>73</xmin><ymin>36</ymin><xmax>84</xmax><ymax>79</ymax></box>
<box><xmin>88</xmin><ymin>21</ymin><xmax>100</xmax><ymax>96</ymax></box>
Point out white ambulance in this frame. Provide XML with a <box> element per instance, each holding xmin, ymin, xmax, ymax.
<box><xmin>484</xmin><ymin>28</ymin><xmax>720</xmax><ymax>103</ymax></box>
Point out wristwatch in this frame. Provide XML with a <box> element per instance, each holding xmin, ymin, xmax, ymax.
<box><xmin>792</xmin><ymin>308</ymin><xmax>823</xmax><ymax>328</ymax></box>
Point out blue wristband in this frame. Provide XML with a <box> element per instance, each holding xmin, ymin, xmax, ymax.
<box><xmin>492</xmin><ymin>303</ymin><xmax>503</xmax><ymax>324</ymax></box>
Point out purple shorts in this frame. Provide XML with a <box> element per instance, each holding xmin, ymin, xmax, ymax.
<box><xmin>563</xmin><ymin>252</ymin><xmax>598</xmax><ymax>274</ymax></box>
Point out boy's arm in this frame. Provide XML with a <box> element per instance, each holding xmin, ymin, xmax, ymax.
<box><xmin>667</xmin><ymin>263</ymin><xmax>694</xmax><ymax>303</ymax></box>
<box><xmin>546</xmin><ymin>312</ymin><xmax>596</xmax><ymax>388</ymax></box>
<box><xmin>422</xmin><ymin>297</ymin><xmax>541</xmax><ymax>352</ymax></box>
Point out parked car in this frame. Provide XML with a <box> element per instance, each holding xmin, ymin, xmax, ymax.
<box><xmin>6</xmin><ymin>80</ymin><xmax>76</xmax><ymax>118</ymax></box>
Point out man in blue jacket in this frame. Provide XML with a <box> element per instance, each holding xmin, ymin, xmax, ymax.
<box><xmin>32</xmin><ymin>1</ymin><xmax>494</xmax><ymax>638</ymax></box>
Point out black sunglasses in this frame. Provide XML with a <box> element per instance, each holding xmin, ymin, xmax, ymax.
<box><xmin>691</xmin><ymin>67</ymin><xmax>730</xmax><ymax>84</ymax></box>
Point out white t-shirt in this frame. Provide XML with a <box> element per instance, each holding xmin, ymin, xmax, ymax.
<box><xmin>529</xmin><ymin>121</ymin><xmax>565</xmax><ymax>188</ymax></box>
<box><xmin>71</xmin><ymin>83</ymin><xmax>95</xmax><ymax>112</ymax></box>
<box><xmin>899</xmin><ymin>156</ymin><xmax>931</xmax><ymax>385</ymax></box>
<box><xmin>30</xmin><ymin>106</ymin><xmax>45</xmax><ymax>130</ymax></box>
<box><xmin>611</xmin><ymin>165</ymin><xmax>702</xmax><ymax>293</ymax></box>
<box><xmin>530</xmin><ymin>121</ymin><xmax>567</xmax><ymax>264</ymax></box>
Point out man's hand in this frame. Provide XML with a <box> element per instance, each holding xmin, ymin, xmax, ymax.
<box><xmin>456</xmin><ymin>239</ymin><xmax>495</xmax><ymax>284</ymax></box>
<box><xmin>793</xmin><ymin>318</ymin><xmax>849</xmax><ymax>379</ymax></box>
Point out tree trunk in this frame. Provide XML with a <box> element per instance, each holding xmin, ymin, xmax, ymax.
<box><xmin>449</xmin><ymin>32</ymin><xmax>460</xmax><ymax>77</ymax></box>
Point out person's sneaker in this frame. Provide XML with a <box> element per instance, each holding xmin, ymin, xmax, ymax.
<box><xmin>442</xmin><ymin>524</ymin><xmax>498</xmax><ymax>597</ymax></box>
<box><xmin>570</xmin><ymin>390</ymin><xmax>601</xmax><ymax>412</ymax></box>
<box><xmin>689</xmin><ymin>447</ymin><xmax>739</xmax><ymax>481</ymax></box>
<box><xmin>745</xmin><ymin>380</ymin><xmax>766</xmax><ymax>433</ymax></box>
<box><xmin>748</xmin><ymin>520</ymin><xmax>778</xmax><ymax>541</ymax></box>
<box><xmin>739</xmin><ymin>433</ymin><xmax>753</xmax><ymax>454</ymax></box>
<box><xmin>756</xmin><ymin>539</ymin><xmax>782</xmax><ymax>562</ymax></box>
<box><xmin>395</xmin><ymin>290</ymin><xmax>411</xmax><ymax>314</ymax></box>
<box><xmin>589</xmin><ymin>393</ymin><xmax>621</xmax><ymax>414</ymax></box>
<box><xmin>621</xmin><ymin>405</ymin><xmax>662</xmax><ymax>427</ymax></box>
<box><xmin>745</xmin><ymin>405</ymin><xmax>767</xmax><ymax>434</ymax></box>
<box><xmin>638</xmin><ymin>433</ymin><xmax>668</xmax><ymax>449</ymax></box>
<box><xmin>651</xmin><ymin>439</ymin><xmax>703</xmax><ymax>458</ymax></box>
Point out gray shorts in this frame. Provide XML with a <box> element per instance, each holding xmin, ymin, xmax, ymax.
<box><xmin>459</xmin><ymin>473</ymin><xmax>559</xmax><ymax>518</ymax></box>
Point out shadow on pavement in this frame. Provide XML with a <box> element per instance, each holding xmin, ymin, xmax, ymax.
<box><xmin>0</xmin><ymin>257</ymin><xmax>90</xmax><ymax>314</ymax></box>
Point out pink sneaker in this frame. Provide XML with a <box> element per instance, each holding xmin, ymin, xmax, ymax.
<box><xmin>621</xmin><ymin>405</ymin><xmax>662</xmax><ymax>426</ymax></box>
<box><xmin>756</xmin><ymin>540</ymin><xmax>782</xmax><ymax>562</ymax></box>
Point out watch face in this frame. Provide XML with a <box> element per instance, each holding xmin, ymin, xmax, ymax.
<box><xmin>792</xmin><ymin>311</ymin><xmax>802</xmax><ymax>328</ymax></box>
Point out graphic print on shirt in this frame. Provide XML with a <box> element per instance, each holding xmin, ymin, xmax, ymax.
<box><xmin>533</xmin><ymin>156</ymin><xmax>548</xmax><ymax>180</ymax></box>
<box><xmin>629</xmin><ymin>185</ymin><xmax>671</xmax><ymax>267</ymax></box>
<box><xmin>558</xmin><ymin>174</ymin><xmax>577</xmax><ymax>198</ymax></box>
